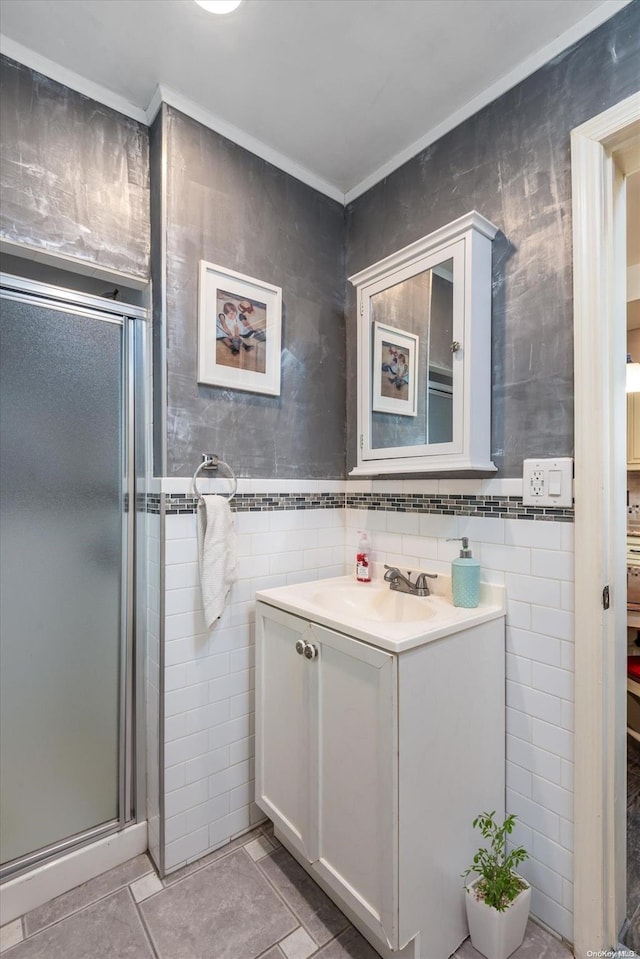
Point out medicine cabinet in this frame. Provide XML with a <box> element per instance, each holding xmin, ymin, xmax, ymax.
<box><xmin>349</xmin><ymin>211</ymin><xmax>499</xmax><ymax>475</ymax></box>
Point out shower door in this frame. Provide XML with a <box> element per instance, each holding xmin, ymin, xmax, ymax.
<box><xmin>0</xmin><ymin>277</ymin><xmax>137</xmax><ymax>877</ymax></box>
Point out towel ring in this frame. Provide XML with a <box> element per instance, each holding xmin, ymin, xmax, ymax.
<box><xmin>192</xmin><ymin>454</ymin><xmax>237</xmax><ymax>502</ymax></box>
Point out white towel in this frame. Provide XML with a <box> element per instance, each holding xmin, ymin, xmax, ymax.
<box><xmin>196</xmin><ymin>494</ymin><xmax>238</xmax><ymax>628</ymax></box>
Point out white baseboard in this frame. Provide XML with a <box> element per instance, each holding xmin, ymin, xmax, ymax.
<box><xmin>0</xmin><ymin>822</ymin><xmax>148</xmax><ymax>926</ymax></box>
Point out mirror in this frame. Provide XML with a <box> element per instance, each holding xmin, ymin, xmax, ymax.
<box><xmin>370</xmin><ymin>258</ymin><xmax>454</xmax><ymax>451</ymax></box>
<box><xmin>350</xmin><ymin>211</ymin><xmax>498</xmax><ymax>475</ymax></box>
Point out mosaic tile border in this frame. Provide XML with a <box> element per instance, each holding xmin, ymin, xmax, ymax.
<box><xmin>346</xmin><ymin>492</ymin><xmax>574</xmax><ymax>522</ymax></box>
<box><xmin>145</xmin><ymin>491</ymin><xmax>574</xmax><ymax>521</ymax></box>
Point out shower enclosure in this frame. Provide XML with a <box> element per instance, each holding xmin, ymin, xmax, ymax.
<box><xmin>0</xmin><ymin>273</ymin><xmax>147</xmax><ymax>880</ymax></box>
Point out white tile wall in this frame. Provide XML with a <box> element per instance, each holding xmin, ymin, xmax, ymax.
<box><xmin>150</xmin><ymin>478</ymin><xmax>575</xmax><ymax>940</ymax></box>
<box><xmin>160</xmin><ymin>505</ymin><xmax>345</xmax><ymax>873</ymax></box>
<box><xmin>345</xmin><ymin>503</ymin><xmax>574</xmax><ymax>941</ymax></box>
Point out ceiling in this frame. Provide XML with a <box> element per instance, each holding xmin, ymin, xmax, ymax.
<box><xmin>0</xmin><ymin>0</ymin><xmax>631</xmax><ymax>202</ymax></box>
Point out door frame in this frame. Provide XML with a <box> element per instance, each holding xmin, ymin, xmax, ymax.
<box><xmin>571</xmin><ymin>92</ymin><xmax>640</xmax><ymax>954</ymax></box>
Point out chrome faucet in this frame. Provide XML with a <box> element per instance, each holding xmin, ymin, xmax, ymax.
<box><xmin>383</xmin><ymin>565</ymin><xmax>438</xmax><ymax>597</ymax></box>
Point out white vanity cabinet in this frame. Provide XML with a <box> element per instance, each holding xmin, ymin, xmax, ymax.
<box><xmin>255</xmin><ymin>598</ymin><xmax>505</xmax><ymax>959</ymax></box>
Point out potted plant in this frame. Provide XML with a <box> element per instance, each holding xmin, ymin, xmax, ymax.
<box><xmin>461</xmin><ymin>811</ymin><xmax>531</xmax><ymax>959</ymax></box>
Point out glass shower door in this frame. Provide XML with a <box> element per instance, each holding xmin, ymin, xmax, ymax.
<box><xmin>0</xmin><ymin>287</ymin><xmax>130</xmax><ymax>873</ymax></box>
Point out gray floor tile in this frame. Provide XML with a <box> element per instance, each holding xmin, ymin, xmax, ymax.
<box><xmin>5</xmin><ymin>888</ymin><xmax>154</xmax><ymax>959</ymax></box>
<box><xmin>23</xmin><ymin>854</ymin><xmax>153</xmax><ymax>936</ymax></box>
<box><xmin>258</xmin><ymin>948</ymin><xmax>285</xmax><ymax>959</ymax></box>
<box><xmin>141</xmin><ymin>847</ymin><xmax>297</xmax><ymax>959</ymax></box>
<box><xmin>453</xmin><ymin>921</ymin><xmax>571</xmax><ymax>958</ymax></box>
<box><xmin>163</xmin><ymin>826</ymin><xmax>264</xmax><ymax>885</ymax></box>
<box><xmin>258</xmin><ymin>848</ymin><xmax>350</xmax><ymax>947</ymax></box>
<box><xmin>313</xmin><ymin>925</ymin><xmax>382</xmax><ymax>959</ymax></box>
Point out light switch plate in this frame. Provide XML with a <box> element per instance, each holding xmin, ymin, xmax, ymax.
<box><xmin>522</xmin><ymin>457</ymin><xmax>573</xmax><ymax>507</ymax></box>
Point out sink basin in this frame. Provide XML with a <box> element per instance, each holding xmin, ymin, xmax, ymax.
<box><xmin>256</xmin><ymin>575</ymin><xmax>505</xmax><ymax>653</ymax></box>
<box><xmin>310</xmin><ymin>583</ymin><xmax>435</xmax><ymax>623</ymax></box>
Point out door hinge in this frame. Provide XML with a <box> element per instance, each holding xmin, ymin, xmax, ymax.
<box><xmin>360</xmin><ymin>298</ymin><xmax>364</xmax><ymax>316</ymax></box>
<box><xmin>360</xmin><ymin>434</ymin><xmax>364</xmax><ymax>449</ymax></box>
<box><xmin>602</xmin><ymin>585</ymin><xmax>610</xmax><ymax>610</ymax></box>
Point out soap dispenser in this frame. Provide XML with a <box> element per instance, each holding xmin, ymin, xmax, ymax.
<box><xmin>449</xmin><ymin>537</ymin><xmax>480</xmax><ymax>608</ymax></box>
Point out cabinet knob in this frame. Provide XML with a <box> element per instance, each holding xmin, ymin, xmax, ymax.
<box><xmin>304</xmin><ymin>643</ymin><xmax>318</xmax><ymax>660</ymax></box>
<box><xmin>295</xmin><ymin>640</ymin><xmax>306</xmax><ymax>656</ymax></box>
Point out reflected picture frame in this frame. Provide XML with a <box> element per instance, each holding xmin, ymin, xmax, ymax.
<box><xmin>198</xmin><ymin>260</ymin><xmax>282</xmax><ymax>396</ymax></box>
<box><xmin>372</xmin><ymin>322</ymin><xmax>419</xmax><ymax>416</ymax></box>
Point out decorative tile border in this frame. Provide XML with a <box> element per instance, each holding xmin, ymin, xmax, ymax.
<box><xmin>346</xmin><ymin>492</ymin><xmax>574</xmax><ymax>522</ymax></box>
<box><xmin>144</xmin><ymin>490</ymin><xmax>574</xmax><ymax>521</ymax></box>
<box><xmin>160</xmin><ymin>492</ymin><xmax>345</xmax><ymax>514</ymax></box>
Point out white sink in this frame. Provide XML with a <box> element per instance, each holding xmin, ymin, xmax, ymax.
<box><xmin>256</xmin><ymin>575</ymin><xmax>506</xmax><ymax>653</ymax></box>
<box><xmin>310</xmin><ymin>582</ymin><xmax>436</xmax><ymax>623</ymax></box>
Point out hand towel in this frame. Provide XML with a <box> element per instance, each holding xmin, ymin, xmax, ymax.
<box><xmin>196</xmin><ymin>494</ymin><xmax>238</xmax><ymax>628</ymax></box>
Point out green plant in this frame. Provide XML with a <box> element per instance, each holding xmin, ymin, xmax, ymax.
<box><xmin>462</xmin><ymin>811</ymin><xmax>529</xmax><ymax>911</ymax></box>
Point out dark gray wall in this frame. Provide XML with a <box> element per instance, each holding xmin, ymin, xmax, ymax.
<box><xmin>345</xmin><ymin>0</ymin><xmax>640</xmax><ymax>478</ymax></box>
<box><xmin>162</xmin><ymin>107</ymin><xmax>346</xmax><ymax>478</ymax></box>
<box><xmin>0</xmin><ymin>56</ymin><xmax>150</xmax><ymax>282</ymax></box>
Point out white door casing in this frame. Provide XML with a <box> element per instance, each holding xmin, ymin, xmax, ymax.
<box><xmin>571</xmin><ymin>90</ymin><xmax>640</xmax><ymax>954</ymax></box>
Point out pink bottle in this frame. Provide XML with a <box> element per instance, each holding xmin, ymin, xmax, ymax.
<box><xmin>356</xmin><ymin>531</ymin><xmax>371</xmax><ymax>583</ymax></box>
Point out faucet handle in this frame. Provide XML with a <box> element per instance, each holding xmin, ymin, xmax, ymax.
<box><xmin>414</xmin><ymin>571</ymin><xmax>438</xmax><ymax>588</ymax></box>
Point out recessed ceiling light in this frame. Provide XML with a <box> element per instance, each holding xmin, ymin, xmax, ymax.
<box><xmin>194</xmin><ymin>0</ymin><xmax>243</xmax><ymax>13</ymax></box>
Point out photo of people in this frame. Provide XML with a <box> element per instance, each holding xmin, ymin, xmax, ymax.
<box><xmin>198</xmin><ymin>260</ymin><xmax>282</xmax><ymax>396</ymax></box>
<box><xmin>380</xmin><ymin>340</ymin><xmax>410</xmax><ymax>402</ymax></box>
<box><xmin>372</xmin><ymin>321</ymin><xmax>418</xmax><ymax>417</ymax></box>
<box><xmin>215</xmin><ymin>289</ymin><xmax>267</xmax><ymax>373</ymax></box>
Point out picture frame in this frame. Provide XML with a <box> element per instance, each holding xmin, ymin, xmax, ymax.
<box><xmin>372</xmin><ymin>321</ymin><xmax>419</xmax><ymax>416</ymax></box>
<box><xmin>198</xmin><ymin>260</ymin><xmax>282</xmax><ymax>396</ymax></box>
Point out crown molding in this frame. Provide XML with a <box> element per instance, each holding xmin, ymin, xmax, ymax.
<box><xmin>1</xmin><ymin>0</ymin><xmax>632</xmax><ymax>207</ymax></box>
<box><xmin>0</xmin><ymin>35</ymin><xmax>147</xmax><ymax>124</ymax></box>
<box><xmin>343</xmin><ymin>0</ymin><xmax>632</xmax><ymax>204</ymax></box>
<box><xmin>148</xmin><ymin>84</ymin><xmax>345</xmax><ymax>205</ymax></box>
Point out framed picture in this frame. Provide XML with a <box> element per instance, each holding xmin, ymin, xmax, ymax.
<box><xmin>372</xmin><ymin>322</ymin><xmax>419</xmax><ymax>416</ymax></box>
<box><xmin>198</xmin><ymin>260</ymin><xmax>282</xmax><ymax>396</ymax></box>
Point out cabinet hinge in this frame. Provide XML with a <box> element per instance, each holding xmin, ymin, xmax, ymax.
<box><xmin>602</xmin><ymin>585</ymin><xmax>610</xmax><ymax>610</ymax></box>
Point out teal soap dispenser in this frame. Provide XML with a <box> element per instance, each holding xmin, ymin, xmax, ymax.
<box><xmin>450</xmin><ymin>537</ymin><xmax>480</xmax><ymax>608</ymax></box>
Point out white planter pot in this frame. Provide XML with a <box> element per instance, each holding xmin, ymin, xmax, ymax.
<box><xmin>464</xmin><ymin>876</ymin><xmax>531</xmax><ymax>959</ymax></box>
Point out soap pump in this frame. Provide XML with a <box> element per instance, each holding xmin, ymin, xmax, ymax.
<box><xmin>448</xmin><ymin>537</ymin><xmax>480</xmax><ymax>608</ymax></box>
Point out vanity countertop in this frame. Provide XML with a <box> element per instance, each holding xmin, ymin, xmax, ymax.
<box><xmin>256</xmin><ymin>575</ymin><xmax>505</xmax><ymax>653</ymax></box>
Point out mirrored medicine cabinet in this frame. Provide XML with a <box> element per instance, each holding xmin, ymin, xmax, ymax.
<box><xmin>349</xmin><ymin>210</ymin><xmax>499</xmax><ymax>475</ymax></box>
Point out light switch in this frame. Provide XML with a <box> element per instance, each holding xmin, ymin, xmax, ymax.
<box><xmin>548</xmin><ymin>470</ymin><xmax>562</xmax><ymax>497</ymax></box>
<box><xmin>522</xmin><ymin>458</ymin><xmax>573</xmax><ymax>507</ymax></box>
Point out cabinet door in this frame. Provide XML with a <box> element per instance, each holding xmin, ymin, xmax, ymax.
<box><xmin>255</xmin><ymin>604</ymin><xmax>314</xmax><ymax>860</ymax></box>
<box><xmin>310</xmin><ymin>623</ymin><xmax>398</xmax><ymax>949</ymax></box>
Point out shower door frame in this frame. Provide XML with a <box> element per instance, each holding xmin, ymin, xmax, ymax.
<box><xmin>0</xmin><ymin>272</ymin><xmax>148</xmax><ymax>881</ymax></box>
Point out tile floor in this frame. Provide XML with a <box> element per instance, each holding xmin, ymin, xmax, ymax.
<box><xmin>0</xmin><ymin>821</ymin><xmax>573</xmax><ymax>959</ymax></box>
